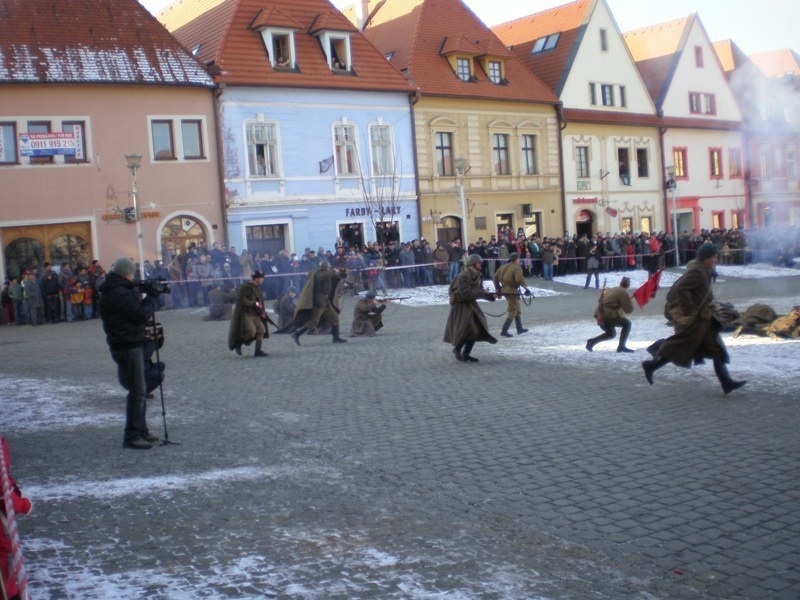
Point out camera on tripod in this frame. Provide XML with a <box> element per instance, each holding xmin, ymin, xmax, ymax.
<box><xmin>141</xmin><ymin>276</ymin><xmax>171</xmax><ymax>296</ymax></box>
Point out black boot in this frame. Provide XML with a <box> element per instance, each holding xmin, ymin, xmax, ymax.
<box><xmin>501</xmin><ymin>319</ymin><xmax>513</xmax><ymax>338</ymax></box>
<box><xmin>292</xmin><ymin>327</ymin><xmax>307</xmax><ymax>346</ymax></box>
<box><xmin>332</xmin><ymin>325</ymin><xmax>347</xmax><ymax>343</ymax></box>
<box><xmin>713</xmin><ymin>358</ymin><xmax>747</xmax><ymax>394</ymax></box>
<box><xmin>453</xmin><ymin>343</ymin><xmax>466</xmax><ymax>362</ymax></box>
<box><xmin>254</xmin><ymin>340</ymin><xmax>268</xmax><ymax>357</ymax></box>
<box><xmin>462</xmin><ymin>341</ymin><xmax>478</xmax><ymax>362</ymax></box>
<box><xmin>514</xmin><ymin>316</ymin><xmax>529</xmax><ymax>334</ymax></box>
<box><xmin>642</xmin><ymin>357</ymin><xmax>668</xmax><ymax>385</ymax></box>
<box><xmin>586</xmin><ymin>338</ymin><xmax>597</xmax><ymax>352</ymax></box>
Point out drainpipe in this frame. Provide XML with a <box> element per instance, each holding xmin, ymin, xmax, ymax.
<box><xmin>213</xmin><ymin>82</ymin><xmax>229</xmax><ymax>247</ymax></box>
<box><xmin>657</xmin><ymin>109</ymin><xmax>668</xmax><ymax>232</ymax></box>
<box><xmin>410</xmin><ymin>88</ymin><xmax>424</xmax><ymax>241</ymax></box>
<box><xmin>556</xmin><ymin>101</ymin><xmax>568</xmax><ymax>237</ymax></box>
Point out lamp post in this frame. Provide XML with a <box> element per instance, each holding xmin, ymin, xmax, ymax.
<box><xmin>454</xmin><ymin>157</ymin><xmax>468</xmax><ymax>252</ymax></box>
<box><xmin>665</xmin><ymin>165</ymin><xmax>679</xmax><ymax>266</ymax></box>
<box><xmin>125</xmin><ymin>153</ymin><xmax>145</xmax><ymax>281</ymax></box>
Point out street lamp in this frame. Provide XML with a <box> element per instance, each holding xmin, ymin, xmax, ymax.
<box><xmin>454</xmin><ymin>157</ymin><xmax>468</xmax><ymax>252</ymax></box>
<box><xmin>665</xmin><ymin>164</ymin><xmax>679</xmax><ymax>266</ymax></box>
<box><xmin>125</xmin><ymin>153</ymin><xmax>145</xmax><ymax>281</ymax></box>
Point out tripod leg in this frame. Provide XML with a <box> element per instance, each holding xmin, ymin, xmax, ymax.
<box><xmin>151</xmin><ymin>312</ymin><xmax>179</xmax><ymax>446</ymax></box>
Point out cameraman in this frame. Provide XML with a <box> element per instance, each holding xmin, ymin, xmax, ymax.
<box><xmin>99</xmin><ymin>257</ymin><xmax>160</xmax><ymax>450</ymax></box>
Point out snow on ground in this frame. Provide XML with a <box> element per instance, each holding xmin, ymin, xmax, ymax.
<box><xmin>2</xmin><ymin>262</ymin><xmax>797</xmax><ymax>599</ymax></box>
<box><xmin>371</xmin><ymin>262</ymin><xmax>800</xmax><ymax>394</ymax></box>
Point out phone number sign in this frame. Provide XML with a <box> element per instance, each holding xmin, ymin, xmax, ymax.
<box><xmin>19</xmin><ymin>127</ymin><xmax>84</xmax><ymax>159</ymax></box>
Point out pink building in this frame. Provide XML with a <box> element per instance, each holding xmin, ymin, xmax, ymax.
<box><xmin>0</xmin><ymin>0</ymin><xmax>225</xmax><ymax>279</ymax></box>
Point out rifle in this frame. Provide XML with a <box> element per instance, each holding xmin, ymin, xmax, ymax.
<box><xmin>376</xmin><ymin>296</ymin><xmax>410</xmax><ymax>302</ymax></box>
<box><xmin>255</xmin><ymin>301</ymin><xmax>278</xmax><ymax>328</ymax></box>
<box><xmin>498</xmin><ymin>290</ymin><xmax>534</xmax><ymax>298</ymax></box>
<box><xmin>595</xmin><ymin>279</ymin><xmax>607</xmax><ymax>328</ymax></box>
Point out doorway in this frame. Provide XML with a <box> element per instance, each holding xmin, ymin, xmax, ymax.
<box><xmin>160</xmin><ymin>216</ymin><xmax>208</xmax><ymax>261</ymax></box>
<box><xmin>575</xmin><ymin>209</ymin><xmax>594</xmax><ymax>239</ymax></box>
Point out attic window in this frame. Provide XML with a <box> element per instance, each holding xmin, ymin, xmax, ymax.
<box><xmin>260</xmin><ymin>29</ymin><xmax>296</xmax><ymax>69</ymax></box>
<box><xmin>318</xmin><ymin>31</ymin><xmax>352</xmax><ymax>71</ymax></box>
<box><xmin>191</xmin><ymin>44</ymin><xmax>201</xmax><ymax>56</ymax></box>
<box><xmin>456</xmin><ymin>57</ymin><xmax>472</xmax><ymax>82</ymax></box>
<box><xmin>531</xmin><ymin>33</ymin><xmax>559</xmax><ymax>54</ymax></box>
<box><xmin>487</xmin><ymin>60</ymin><xmax>503</xmax><ymax>84</ymax></box>
<box><xmin>385</xmin><ymin>51</ymin><xmax>395</xmax><ymax>62</ymax></box>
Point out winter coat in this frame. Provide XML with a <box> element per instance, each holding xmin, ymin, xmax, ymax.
<box><xmin>443</xmin><ymin>267</ymin><xmax>498</xmax><ymax>347</ymax></box>
<box><xmin>98</xmin><ymin>272</ymin><xmax>157</xmax><ymax>351</ymax></box>
<box><xmin>293</xmin><ymin>267</ymin><xmax>345</xmax><ymax>328</ymax></box>
<box><xmin>651</xmin><ymin>260</ymin><xmax>727</xmax><ymax>367</ymax></box>
<box><xmin>350</xmin><ymin>298</ymin><xmax>386</xmax><ymax>337</ymax></box>
<box><xmin>600</xmin><ymin>286</ymin><xmax>633</xmax><ymax>321</ymax></box>
<box><xmin>227</xmin><ymin>281</ymin><xmax>268</xmax><ymax>349</ymax></box>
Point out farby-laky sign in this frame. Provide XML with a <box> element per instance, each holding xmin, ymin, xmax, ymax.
<box><xmin>18</xmin><ymin>125</ymin><xmax>84</xmax><ymax>159</ymax></box>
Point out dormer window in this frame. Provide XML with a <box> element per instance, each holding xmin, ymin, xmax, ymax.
<box><xmin>318</xmin><ymin>31</ymin><xmax>352</xmax><ymax>71</ymax></box>
<box><xmin>260</xmin><ymin>29</ymin><xmax>296</xmax><ymax>69</ymax></box>
<box><xmin>487</xmin><ymin>60</ymin><xmax>503</xmax><ymax>84</ymax></box>
<box><xmin>531</xmin><ymin>33</ymin><xmax>560</xmax><ymax>54</ymax></box>
<box><xmin>456</xmin><ymin>57</ymin><xmax>472</xmax><ymax>82</ymax></box>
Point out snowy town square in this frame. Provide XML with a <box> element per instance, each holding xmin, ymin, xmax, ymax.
<box><xmin>2</xmin><ymin>264</ymin><xmax>800</xmax><ymax>599</ymax></box>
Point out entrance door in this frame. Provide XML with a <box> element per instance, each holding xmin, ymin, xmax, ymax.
<box><xmin>160</xmin><ymin>216</ymin><xmax>207</xmax><ymax>262</ymax></box>
<box><xmin>3</xmin><ymin>222</ymin><xmax>92</xmax><ymax>277</ymax></box>
<box><xmin>436</xmin><ymin>216</ymin><xmax>461</xmax><ymax>245</ymax></box>
<box><xmin>246</xmin><ymin>224</ymin><xmax>287</xmax><ymax>258</ymax></box>
<box><xmin>575</xmin><ymin>209</ymin><xmax>594</xmax><ymax>239</ymax></box>
<box><xmin>338</xmin><ymin>222</ymin><xmax>364</xmax><ymax>249</ymax></box>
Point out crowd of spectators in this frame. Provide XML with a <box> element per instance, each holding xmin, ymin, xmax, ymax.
<box><xmin>3</xmin><ymin>226</ymin><xmax>797</xmax><ymax>324</ymax></box>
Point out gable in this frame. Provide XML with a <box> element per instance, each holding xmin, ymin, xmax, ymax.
<box><xmin>359</xmin><ymin>0</ymin><xmax>558</xmax><ymax>105</ymax></box>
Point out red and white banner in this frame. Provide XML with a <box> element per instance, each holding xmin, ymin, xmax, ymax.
<box><xmin>1</xmin><ymin>437</ymin><xmax>31</xmax><ymax>600</ymax></box>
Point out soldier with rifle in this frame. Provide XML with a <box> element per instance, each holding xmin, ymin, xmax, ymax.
<box><xmin>292</xmin><ymin>261</ymin><xmax>348</xmax><ymax>345</ymax></box>
<box><xmin>228</xmin><ymin>270</ymin><xmax>273</xmax><ymax>357</ymax></box>
<box><xmin>493</xmin><ymin>252</ymin><xmax>531</xmax><ymax>338</ymax></box>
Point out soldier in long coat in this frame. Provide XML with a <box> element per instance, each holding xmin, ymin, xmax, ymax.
<box><xmin>444</xmin><ymin>254</ymin><xmax>498</xmax><ymax>362</ymax></box>
<box><xmin>350</xmin><ymin>292</ymin><xmax>386</xmax><ymax>337</ymax></box>
<box><xmin>642</xmin><ymin>243</ymin><xmax>746</xmax><ymax>394</ymax></box>
<box><xmin>227</xmin><ymin>271</ymin><xmax>269</xmax><ymax>357</ymax></box>
<box><xmin>493</xmin><ymin>252</ymin><xmax>531</xmax><ymax>338</ymax></box>
<box><xmin>291</xmin><ymin>261</ymin><xmax>347</xmax><ymax>344</ymax></box>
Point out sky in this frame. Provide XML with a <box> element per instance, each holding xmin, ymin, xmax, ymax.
<box><xmin>141</xmin><ymin>0</ymin><xmax>799</xmax><ymax>56</ymax></box>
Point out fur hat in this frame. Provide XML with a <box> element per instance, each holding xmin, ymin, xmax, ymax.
<box><xmin>467</xmin><ymin>254</ymin><xmax>483</xmax><ymax>266</ymax></box>
<box><xmin>319</xmin><ymin>260</ymin><xmax>330</xmax><ymax>270</ymax></box>
<box><xmin>697</xmin><ymin>242</ymin><xmax>718</xmax><ymax>261</ymax></box>
<box><xmin>620</xmin><ymin>276</ymin><xmax>631</xmax><ymax>288</ymax></box>
<box><xmin>508</xmin><ymin>252</ymin><xmax>519</xmax><ymax>261</ymax></box>
<box><xmin>112</xmin><ymin>257</ymin><xmax>136</xmax><ymax>277</ymax></box>
<box><xmin>365</xmin><ymin>291</ymin><xmax>376</xmax><ymax>300</ymax></box>
<box><xmin>251</xmin><ymin>270</ymin><xmax>265</xmax><ymax>279</ymax></box>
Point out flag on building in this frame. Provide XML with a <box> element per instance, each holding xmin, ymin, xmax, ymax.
<box><xmin>633</xmin><ymin>269</ymin><xmax>663</xmax><ymax>309</ymax></box>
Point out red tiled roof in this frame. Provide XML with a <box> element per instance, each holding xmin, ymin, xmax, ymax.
<box><xmin>622</xmin><ymin>15</ymin><xmax>692</xmax><ymax>105</ymax></box>
<box><xmin>492</xmin><ymin>0</ymin><xmax>590</xmax><ymax>95</ymax></box>
<box><xmin>712</xmin><ymin>39</ymin><xmax>736</xmax><ymax>73</ymax></box>
<box><xmin>161</xmin><ymin>0</ymin><xmax>411</xmax><ymax>92</ymax></box>
<box><xmin>354</xmin><ymin>0</ymin><xmax>557</xmax><ymax>104</ymax></box>
<box><xmin>0</xmin><ymin>0</ymin><xmax>213</xmax><ymax>86</ymax></box>
<box><xmin>749</xmin><ymin>48</ymin><xmax>800</xmax><ymax>78</ymax></box>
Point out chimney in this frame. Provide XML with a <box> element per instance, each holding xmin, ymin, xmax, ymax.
<box><xmin>355</xmin><ymin>0</ymin><xmax>370</xmax><ymax>31</ymax></box>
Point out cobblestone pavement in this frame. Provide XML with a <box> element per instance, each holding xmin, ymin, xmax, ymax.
<box><xmin>2</xmin><ymin>272</ymin><xmax>799</xmax><ymax>599</ymax></box>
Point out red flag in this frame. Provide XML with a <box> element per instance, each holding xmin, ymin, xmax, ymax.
<box><xmin>633</xmin><ymin>269</ymin><xmax>662</xmax><ymax>309</ymax></box>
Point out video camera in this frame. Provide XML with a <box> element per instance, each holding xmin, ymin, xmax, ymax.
<box><xmin>141</xmin><ymin>276</ymin><xmax>171</xmax><ymax>296</ymax></box>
